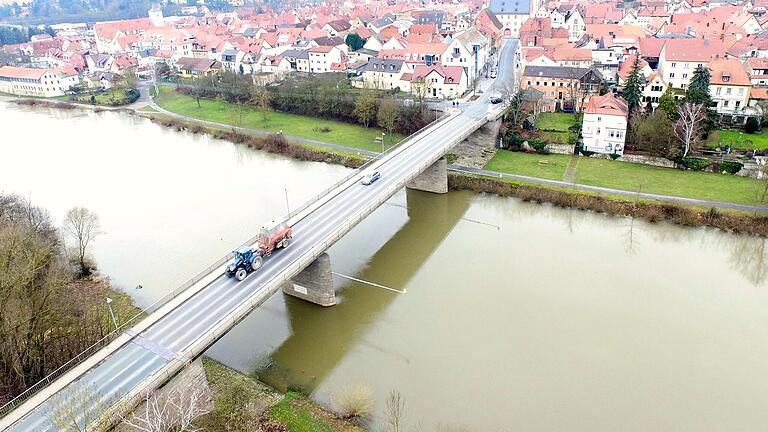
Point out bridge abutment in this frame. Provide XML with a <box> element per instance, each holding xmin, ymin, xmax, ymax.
<box><xmin>406</xmin><ymin>157</ymin><xmax>448</xmax><ymax>194</ymax></box>
<box><xmin>282</xmin><ymin>253</ymin><xmax>336</xmax><ymax>306</ymax></box>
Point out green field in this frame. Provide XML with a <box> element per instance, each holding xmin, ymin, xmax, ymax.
<box><xmin>706</xmin><ymin>129</ymin><xmax>768</xmax><ymax>150</ymax></box>
<box><xmin>537</xmin><ymin>112</ymin><xmax>578</xmax><ymax>131</ymax></box>
<box><xmin>574</xmin><ymin>157</ymin><xmax>762</xmax><ymax>205</ymax></box>
<box><xmin>484</xmin><ymin>151</ymin><xmax>764</xmax><ymax>205</ymax></box>
<box><xmin>485</xmin><ymin>151</ymin><xmax>571</xmax><ymax>181</ymax></box>
<box><xmin>154</xmin><ymin>87</ymin><xmax>403</xmax><ymax>151</ymax></box>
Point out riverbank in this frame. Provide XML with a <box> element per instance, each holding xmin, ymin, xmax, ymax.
<box><xmin>448</xmin><ymin>173</ymin><xmax>768</xmax><ymax>237</ymax></box>
<box><xmin>199</xmin><ymin>357</ymin><xmax>363</xmax><ymax>432</ymax></box>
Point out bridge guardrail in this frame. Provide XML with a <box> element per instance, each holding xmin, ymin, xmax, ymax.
<box><xmin>0</xmin><ymin>106</ymin><xmax>454</xmax><ymax>420</ymax></box>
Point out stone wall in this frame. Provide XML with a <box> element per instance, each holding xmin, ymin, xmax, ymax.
<box><xmin>545</xmin><ymin>143</ymin><xmax>575</xmax><ymax>155</ymax></box>
<box><xmin>282</xmin><ymin>252</ymin><xmax>336</xmax><ymax>306</ymax></box>
<box><xmin>588</xmin><ymin>152</ymin><xmax>677</xmax><ymax>168</ymax></box>
<box><xmin>406</xmin><ymin>157</ymin><xmax>448</xmax><ymax>194</ymax></box>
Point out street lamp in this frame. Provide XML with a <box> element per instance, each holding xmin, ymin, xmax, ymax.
<box><xmin>284</xmin><ymin>188</ymin><xmax>291</xmax><ymax>217</ymax></box>
<box><xmin>105</xmin><ymin>297</ymin><xmax>118</xmax><ymax>331</ymax></box>
<box><xmin>381</xmin><ymin>132</ymin><xmax>386</xmax><ymax>153</ymax></box>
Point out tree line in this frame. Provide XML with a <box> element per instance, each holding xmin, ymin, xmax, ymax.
<box><xmin>0</xmin><ymin>194</ymin><xmax>130</xmax><ymax>406</ymax></box>
<box><xmin>179</xmin><ymin>72</ymin><xmax>436</xmax><ymax>135</ymax></box>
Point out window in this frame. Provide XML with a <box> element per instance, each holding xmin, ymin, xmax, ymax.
<box><xmin>716</xmin><ymin>87</ymin><xmax>721</xmax><ymax>95</ymax></box>
<box><xmin>738</xmin><ymin>88</ymin><xmax>744</xmax><ymax>95</ymax></box>
<box><xmin>669</xmin><ymin>73</ymin><xmax>675</xmax><ymax>78</ymax></box>
<box><xmin>597</xmin><ymin>116</ymin><xmax>602</xmax><ymax>122</ymax></box>
<box><xmin>736</xmin><ymin>101</ymin><xmax>741</xmax><ymax>108</ymax></box>
<box><xmin>682</xmin><ymin>73</ymin><xmax>688</xmax><ymax>79</ymax></box>
<box><xmin>616</xmin><ymin>131</ymin><xmax>624</xmax><ymax>139</ymax></box>
<box><xmin>671</xmin><ymin>62</ymin><xmax>677</xmax><ymax>68</ymax></box>
<box><xmin>726</xmin><ymin>87</ymin><xmax>732</xmax><ymax>95</ymax></box>
<box><xmin>724</xmin><ymin>100</ymin><xmax>729</xmax><ymax>107</ymax></box>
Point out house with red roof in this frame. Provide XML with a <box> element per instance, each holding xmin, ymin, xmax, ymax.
<box><xmin>581</xmin><ymin>92</ymin><xmax>629</xmax><ymax>156</ymax></box>
<box><xmin>708</xmin><ymin>57</ymin><xmax>752</xmax><ymax>115</ymax></box>
<box><xmin>410</xmin><ymin>64</ymin><xmax>468</xmax><ymax>99</ymax></box>
<box><xmin>658</xmin><ymin>38</ymin><xmax>725</xmax><ymax>89</ymax></box>
<box><xmin>308</xmin><ymin>45</ymin><xmax>347</xmax><ymax>73</ymax></box>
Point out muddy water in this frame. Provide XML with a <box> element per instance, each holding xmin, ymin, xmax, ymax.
<box><xmin>3</xmin><ymin>102</ymin><xmax>768</xmax><ymax>431</ymax></box>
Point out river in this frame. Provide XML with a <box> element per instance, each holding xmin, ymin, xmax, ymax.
<box><xmin>2</xmin><ymin>102</ymin><xmax>768</xmax><ymax>431</ymax></box>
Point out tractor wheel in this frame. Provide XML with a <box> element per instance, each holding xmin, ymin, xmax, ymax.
<box><xmin>251</xmin><ymin>256</ymin><xmax>263</xmax><ymax>271</ymax></box>
<box><xmin>235</xmin><ymin>268</ymin><xmax>248</xmax><ymax>281</ymax></box>
<box><xmin>281</xmin><ymin>237</ymin><xmax>291</xmax><ymax>248</ymax></box>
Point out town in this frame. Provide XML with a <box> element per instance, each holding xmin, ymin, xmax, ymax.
<box><xmin>1</xmin><ymin>0</ymin><xmax>768</xmax><ymax>431</ymax></box>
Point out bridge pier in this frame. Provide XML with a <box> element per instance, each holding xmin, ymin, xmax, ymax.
<box><xmin>282</xmin><ymin>253</ymin><xmax>336</xmax><ymax>306</ymax></box>
<box><xmin>406</xmin><ymin>157</ymin><xmax>448</xmax><ymax>194</ymax></box>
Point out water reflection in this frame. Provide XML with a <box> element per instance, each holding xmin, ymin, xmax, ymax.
<box><xmin>256</xmin><ymin>189</ymin><xmax>471</xmax><ymax>391</ymax></box>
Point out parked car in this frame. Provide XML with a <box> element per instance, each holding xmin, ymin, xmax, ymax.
<box><xmin>490</xmin><ymin>69</ymin><xmax>498</xmax><ymax>78</ymax></box>
<box><xmin>490</xmin><ymin>91</ymin><xmax>503</xmax><ymax>104</ymax></box>
<box><xmin>361</xmin><ymin>171</ymin><xmax>381</xmax><ymax>185</ymax></box>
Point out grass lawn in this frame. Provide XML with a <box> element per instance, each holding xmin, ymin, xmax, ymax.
<box><xmin>574</xmin><ymin>157</ymin><xmax>763</xmax><ymax>205</ymax></box>
<box><xmin>537</xmin><ymin>112</ymin><xmax>578</xmax><ymax>132</ymax></box>
<box><xmin>484</xmin><ymin>150</ymin><xmax>571</xmax><ymax>181</ymax></box>
<box><xmin>706</xmin><ymin>129</ymin><xmax>768</xmax><ymax>150</ymax></box>
<box><xmin>155</xmin><ymin>87</ymin><xmax>403</xmax><ymax>151</ymax></box>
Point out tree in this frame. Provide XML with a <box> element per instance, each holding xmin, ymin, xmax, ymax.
<box><xmin>62</xmin><ymin>207</ymin><xmax>101</xmax><ymax>276</ymax></box>
<box><xmin>250</xmin><ymin>86</ymin><xmax>271</xmax><ymax>126</ymax></box>
<box><xmin>658</xmin><ymin>87</ymin><xmax>678</xmax><ymax>120</ymax></box>
<box><xmin>634</xmin><ymin>111</ymin><xmax>679</xmax><ymax>159</ymax></box>
<box><xmin>377</xmin><ymin>97</ymin><xmax>400</xmax><ymax>144</ymax></box>
<box><xmin>120</xmin><ymin>387</ymin><xmax>208</xmax><ymax>432</ymax></box>
<box><xmin>505</xmin><ymin>89</ymin><xmax>525</xmax><ymax>127</ymax></box>
<box><xmin>354</xmin><ymin>91</ymin><xmax>377</xmax><ymax>128</ymax></box>
<box><xmin>345</xmin><ymin>33</ymin><xmax>366</xmax><ymax>51</ymax></box>
<box><xmin>687</xmin><ymin>65</ymin><xmax>712</xmax><ymax>105</ymax></box>
<box><xmin>622</xmin><ymin>55</ymin><xmax>643</xmax><ymax>115</ymax></box>
<box><xmin>675</xmin><ymin>102</ymin><xmax>707</xmax><ymax>158</ymax></box>
<box><xmin>383</xmin><ymin>390</ymin><xmax>407</xmax><ymax>432</ymax></box>
<box><xmin>745</xmin><ymin>116</ymin><xmax>760</xmax><ymax>134</ymax></box>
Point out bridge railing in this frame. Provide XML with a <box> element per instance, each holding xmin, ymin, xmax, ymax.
<box><xmin>0</xmin><ymin>107</ymin><xmax>454</xmax><ymax>420</ymax></box>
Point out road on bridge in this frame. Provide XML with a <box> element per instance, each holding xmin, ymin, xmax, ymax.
<box><xmin>3</xmin><ymin>38</ymin><xmax>520</xmax><ymax>431</ymax></box>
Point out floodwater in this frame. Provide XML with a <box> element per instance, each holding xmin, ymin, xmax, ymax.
<box><xmin>2</xmin><ymin>102</ymin><xmax>768</xmax><ymax>431</ymax></box>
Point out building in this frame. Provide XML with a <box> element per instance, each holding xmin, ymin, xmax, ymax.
<box><xmin>581</xmin><ymin>92</ymin><xmax>629</xmax><ymax>156</ymax></box>
<box><xmin>308</xmin><ymin>45</ymin><xmax>346</xmax><ymax>73</ymax></box>
<box><xmin>359</xmin><ymin>58</ymin><xmax>413</xmax><ymax>90</ymax></box>
<box><xmin>489</xmin><ymin>0</ymin><xmax>534</xmax><ymax>38</ymax></box>
<box><xmin>410</xmin><ymin>64</ymin><xmax>468</xmax><ymax>99</ymax></box>
<box><xmin>442</xmin><ymin>28</ymin><xmax>489</xmax><ymax>83</ymax></box>
<box><xmin>175</xmin><ymin>57</ymin><xmax>222</xmax><ymax>77</ymax></box>
<box><xmin>708</xmin><ymin>57</ymin><xmax>752</xmax><ymax>115</ymax></box>
<box><xmin>657</xmin><ymin>39</ymin><xmax>725</xmax><ymax>90</ymax></box>
<box><xmin>0</xmin><ymin>66</ymin><xmax>79</xmax><ymax>97</ymax></box>
<box><xmin>521</xmin><ymin>65</ymin><xmax>603</xmax><ymax>112</ymax></box>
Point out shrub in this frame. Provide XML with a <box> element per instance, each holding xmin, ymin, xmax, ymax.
<box><xmin>719</xmin><ymin>160</ymin><xmax>743</xmax><ymax>174</ymax></box>
<box><xmin>528</xmin><ymin>139</ymin><xmax>548</xmax><ymax>154</ymax></box>
<box><xmin>681</xmin><ymin>157</ymin><xmax>711</xmax><ymax>171</ymax></box>
<box><xmin>609</xmin><ymin>152</ymin><xmax>621</xmax><ymax>160</ymax></box>
<box><xmin>745</xmin><ymin>116</ymin><xmax>760</xmax><ymax>134</ymax></box>
<box><xmin>579</xmin><ymin>148</ymin><xmax>596</xmax><ymax>157</ymax></box>
<box><xmin>312</xmin><ymin>126</ymin><xmax>332</xmax><ymax>133</ymax></box>
<box><xmin>331</xmin><ymin>384</ymin><xmax>373</xmax><ymax>419</ymax></box>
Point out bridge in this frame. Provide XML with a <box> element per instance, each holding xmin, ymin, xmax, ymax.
<box><xmin>1</xmin><ymin>38</ymin><xmax>519</xmax><ymax>431</ymax></box>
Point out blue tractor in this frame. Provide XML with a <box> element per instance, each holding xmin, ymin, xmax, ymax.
<box><xmin>226</xmin><ymin>246</ymin><xmax>264</xmax><ymax>281</ymax></box>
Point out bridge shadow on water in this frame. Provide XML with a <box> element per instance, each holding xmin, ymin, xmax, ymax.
<box><xmin>254</xmin><ymin>188</ymin><xmax>472</xmax><ymax>393</ymax></box>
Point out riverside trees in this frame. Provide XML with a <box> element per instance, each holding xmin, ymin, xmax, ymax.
<box><xmin>0</xmin><ymin>195</ymin><xmax>129</xmax><ymax>405</ymax></box>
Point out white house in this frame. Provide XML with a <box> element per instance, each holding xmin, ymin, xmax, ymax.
<box><xmin>0</xmin><ymin>66</ymin><xmax>80</xmax><ymax>97</ymax></box>
<box><xmin>360</xmin><ymin>58</ymin><xmax>413</xmax><ymax>90</ymax></box>
<box><xmin>442</xmin><ymin>28</ymin><xmax>489</xmax><ymax>83</ymax></box>
<box><xmin>581</xmin><ymin>92</ymin><xmax>629</xmax><ymax>155</ymax></box>
<box><xmin>708</xmin><ymin>57</ymin><xmax>752</xmax><ymax>114</ymax></box>
<box><xmin>410</xmin><ymin>64</ymin><xmax>468</xmax><ymax>99</ymax></box>
<box><xmin>308</xmin><ymin>45</ymin><xmax>345</xmax><ymax>73</ymax></box>
<box><xmin>658</xmin><ymin>39</ymin><xmax>725</xmax><ymax>89</ymax></box>
<box><xmin>565</xmin><ymin>7</ymin><xmax>586</xmax><ymax>42</ymax></box>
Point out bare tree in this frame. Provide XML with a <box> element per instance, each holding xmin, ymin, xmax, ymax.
<box><xmin>62</xmin><ymin>207</ymin><xmax>102</xmax><ymax>276</ymax></box>
<box><xmin>250</xmin><ymin>86</ymin><xmax>271</xmax><ymax>127</ymax></box>
<box><xmin>377</xmin><ymin>97</ymin><xmax>400</xmax><ymax>143</ymax></box>
<box><xmin>51</xmin><ymin>383</ymin><xmax>111</xmax><ymax>432</ymax></box>
<box><xmin>120</xmin><ymin>387</ymin><xmax>208</xmax><ymax>432</ymax></box>
<box><xmin>674</xmin><ymin>102</ymin><xmax>707</xmax><ymax>158</ymax></box>
<box><xmin>383</xmin><ymin>390</ymin><xmax>406</xmax><ymax>432</ymax></box>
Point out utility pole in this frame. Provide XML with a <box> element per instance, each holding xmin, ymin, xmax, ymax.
<box><xmin>381</xmin><ymin>132</ymin><xmax>386</xmax><ymax>153</ymax></box>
